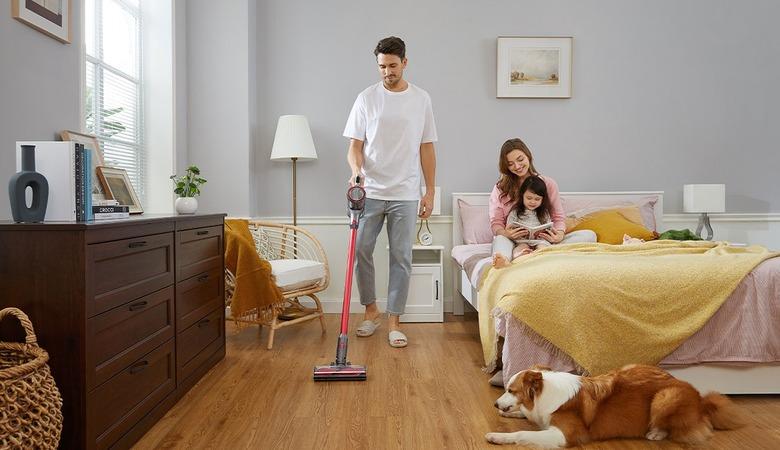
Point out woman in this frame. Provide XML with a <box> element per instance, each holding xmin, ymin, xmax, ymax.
<box><xmin>490</xmin><ymin>138</ymin><xmax>595</xmax><ymax>266</ymax></box>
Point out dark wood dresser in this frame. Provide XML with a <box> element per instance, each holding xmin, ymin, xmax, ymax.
<box><xmin>0</xmin><ymin>214</ymin><xmax>226</xmax><ymax>449</ymax></box>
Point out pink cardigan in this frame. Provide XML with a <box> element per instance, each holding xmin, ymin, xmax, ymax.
<box><xmin>489</xmin><ymin>175</ymin><xmax>566</xmax><ymax>234</ymax></box>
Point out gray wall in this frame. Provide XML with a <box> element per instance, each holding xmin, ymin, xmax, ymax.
<box><xmin>1</xmin><ymin>3</ymin><xmax>82</xmax><ymax>220</ymax></box>
<box><xmin>255</xmin><ymin>0</ymin><xmax>780</xmax><ymax>216</ymax></box>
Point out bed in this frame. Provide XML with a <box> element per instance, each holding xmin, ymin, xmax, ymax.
<box><xmin>451</xmin><ymin>191</ymin><xmax>780</xmax><ymax>394</ymax></box>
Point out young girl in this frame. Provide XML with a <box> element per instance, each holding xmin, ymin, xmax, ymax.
<box><xmin>493</xmin><ymin>176</ymin><xmax>553</xmax><ymax>268</ymax></box>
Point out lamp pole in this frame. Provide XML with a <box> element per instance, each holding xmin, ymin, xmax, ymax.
<box><xmin>291</xmin><ymin>157</ymin><xmax>298</xmax><ymax>226</ymax></box>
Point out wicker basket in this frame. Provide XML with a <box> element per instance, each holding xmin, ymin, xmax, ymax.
<box><xmin>0</xmin><ymin>308</ymin><xmax>63</xmax><ymax>450</ymax></box>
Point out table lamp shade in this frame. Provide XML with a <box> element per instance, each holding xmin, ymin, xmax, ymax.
<box><xmin>683</xmin><ymin>184</ymin><xmax>725</xmax><ymax>213</ymax></box>
<box><xmin>270</xmin><ymin>115</ymin><xmax>317</xmax><ymax>161</ymax></box>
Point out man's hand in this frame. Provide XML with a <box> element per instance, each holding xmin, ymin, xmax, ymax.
<box><xmin>348</xmin><ymin>173</ymin><xmax>363</xmax><ymax>187</ymax></box>
<box><xmin>419</xmin><ymin>191</ymin><xmax>434</xmax><ymax>218</ymax></box>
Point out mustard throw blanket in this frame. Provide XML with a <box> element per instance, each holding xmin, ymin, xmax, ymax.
<box><xmin>479</xmin><ymin>240</ymin><xmax>778</xmax><ymax>375</ymax></box>
<box><xmin>224</xmin><ymin>219</ymin><xmax>284</xmax><ymax>322</ymax></box>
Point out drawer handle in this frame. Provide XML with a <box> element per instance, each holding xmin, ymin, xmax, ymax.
<box><xmin>128</xmin><ymin>241</ymin><xmax>147</xmax><ymax>249</ymax></box>
<box><xmin>197</xmin><ymin>274</ymin><xmax>209</xmax><ymax>282</ymax></box>
<box><xmin>196</xmin><ymin>230</ymin><xmax>209</xmax><ymax>236</ymax></box>
<box><xmin>128</xmin><ymin>360</ymin><xmax>149</xmax><ymax>374</ymax></box>
<box><xmin>128</xmin><ymin>301</ymin><xmax>148</xmax><ymax>311</ymax></box>
<box><xmin>435</xmin><ymin>280</ymin><xmax>439</xmax><ymax>301</ymax></box>
<box><xmin>197</xmin><ymin>318</ymin><xmax>211</xmax><ymax>328</ymax></box>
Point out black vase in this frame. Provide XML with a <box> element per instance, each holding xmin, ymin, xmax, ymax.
<box><xmin>8</xmin><ymin>144</ymin><xmax>49</xmax><ymax>223</ymax></box>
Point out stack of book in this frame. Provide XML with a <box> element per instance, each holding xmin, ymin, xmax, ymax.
<box><xmin>93</xmin><ymin>201</ymin><xmax>130</xmax><ymax>220</ymax></box>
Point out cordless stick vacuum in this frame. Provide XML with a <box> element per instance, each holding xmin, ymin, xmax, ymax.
<box><xmin>313</xmin><ymin>177</ymin><xmax>368</xmax><ymax>381</ymax></box>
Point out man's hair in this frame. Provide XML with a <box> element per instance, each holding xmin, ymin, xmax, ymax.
<box><xmin>374</xmin><ymin>36</ymin><xmax>406</xmax><ymax>59</ymax></box>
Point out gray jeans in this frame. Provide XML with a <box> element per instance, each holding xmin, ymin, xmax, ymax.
<box><xmin>491</xmin><ymin>229</ymin><xmax>597</xmax><ymax>261</ymax></box>
<box><xmin>355</xmin><ymin>198</ymin><xmax>418</xmax><ymax>316</ymax></box>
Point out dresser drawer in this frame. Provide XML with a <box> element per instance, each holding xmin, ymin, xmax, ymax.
<box><xmin>177</xmin><ymin>225</ymin><xmax>223</xmax><ymax>280</ymax></box>
<box><xmin>177</xmin><ymin>308</ymin><xmax>224</xmax><ymax>383</ymax></box>
<box><xmin>89</xmin><ymin>339</ymin><xmax>175</xmax><ymax>449</ymax></box>
<box><xmin>176</xmin><ymin>266</ymin><xmax>224</xmax><ymax>331</ymax></box>
<box><xmin>87</xmin><ymin>232</ymin><xmax>174</xmax><ymax>317</ymax></box>
<box><xmin>87</xmin><ymin>286</ymin><xmax>175</xmax><ymax>390</ymax></box>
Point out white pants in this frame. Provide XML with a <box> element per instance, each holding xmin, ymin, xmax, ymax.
<box><xmin>491</xmin><ymin>230</ymin><xmax>597</xmax><ymax>262</ymax></box>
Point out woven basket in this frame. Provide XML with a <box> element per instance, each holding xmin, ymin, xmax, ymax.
<box><xmin>0</xmin><ymin>308</ymin><xmax>63</xmax><ymax>450</ymax></box>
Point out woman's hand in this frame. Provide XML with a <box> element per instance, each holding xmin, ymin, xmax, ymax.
<box><xmin>502</xmin><ymin>225</ymin><xmax>529</xmax><ymax>240</ymax></box>
<box><xmin>538</xmin><ymin>229</ymin><xmax>564</xmax><ymax>244</ymax></box>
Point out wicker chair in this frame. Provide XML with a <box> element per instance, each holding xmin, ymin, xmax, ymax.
<box><xmin>225</xmin><ymin>221</ymin><xmax>329</xmax><ymax>349</ymax></box>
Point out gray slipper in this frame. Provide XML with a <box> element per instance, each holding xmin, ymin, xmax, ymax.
<box><xmin>356</xmin><ymin>318</ymin><xmax>381</xmax><ymax>337</ymax></box>
<box><xmin>388</xmin><ymin>330</ymin><xmax>408</xmax><ymax>348</ymax></box>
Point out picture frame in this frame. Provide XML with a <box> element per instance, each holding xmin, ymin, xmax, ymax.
<box><xmin>61</xmin><ymin>130</ymin><xmax>107</xmax><ymax>201</ymax></box>
<box><xmin>12</xmin><ymin>0</ymin><xmax>72</xmax><ymax>44</ymax></box>
<box><xmin>497</xmin><ymin>36</ymin><xmax>572</xmax><ymax>98</ymax></box>
<box><xmin>96</xmin><ymin>166</ymin><xmax>143</xmax><ymax>214</ymax></box>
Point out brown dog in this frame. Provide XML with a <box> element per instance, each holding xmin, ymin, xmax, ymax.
<box><xmin>486</xmin><ymin>364</ymin><xmax>747</xmax><ymax>447</ymax></box>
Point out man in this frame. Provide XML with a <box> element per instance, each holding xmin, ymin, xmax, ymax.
<box><xmin>343</xmin><ymin>36</ymin><xmax>437</xmax><ymax>348</ymax></box>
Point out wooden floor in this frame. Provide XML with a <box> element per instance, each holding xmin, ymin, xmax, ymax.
<box><xmin>135</xmin><ymin>313</ymin><xmax>780</xmax><ymax>449</ymax></box>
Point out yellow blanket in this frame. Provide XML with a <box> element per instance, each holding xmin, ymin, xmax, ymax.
<box><xmin>479</xmin><ymin>240</ymin><xmax>778</xmax><ymax>375</ymax></box>
<box><xmin>224</xmin><ymin>219</ymin><xmax>284</xmax><ymax>322</ymax></box>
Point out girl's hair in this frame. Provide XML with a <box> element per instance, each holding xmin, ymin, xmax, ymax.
<box><xmin>515</xmin><ymin>176</ymin><xmax>551</xmax><ymax>223</ymax></box>
<box><xmin>496</xmin><ymin>138</ymin><xmax>539</xmax><ymax>205</ymax></box>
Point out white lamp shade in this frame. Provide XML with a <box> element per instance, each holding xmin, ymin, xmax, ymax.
<box><xmin>270</xmin><ymin>115</ymin><xmax>317</xmax><ymax>161</ymax></box>
<box><xmin>683</xmin><ymin>184</ymin><xmax>725</xmax><ymax>213</ymax></box>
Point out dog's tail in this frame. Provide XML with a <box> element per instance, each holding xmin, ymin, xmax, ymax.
<box><xmin>701</xmin><ymin>392</ymin><xmax>748</xmax><ymax>430</ymax></box>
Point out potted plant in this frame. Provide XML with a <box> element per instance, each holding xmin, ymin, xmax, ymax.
<box><xmin>170</xmin><ymin>165</ymin><xmax>207</xmax><ymax>214</ymax></box>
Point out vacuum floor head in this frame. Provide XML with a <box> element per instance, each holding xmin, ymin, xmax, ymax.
<box><xmin>313</xmin><ymin>364</ymin><xmax>367</xmax><ymax>382</ymax></box>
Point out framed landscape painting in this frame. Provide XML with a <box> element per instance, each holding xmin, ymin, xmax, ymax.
<box><xmin>12</xmin><ymin>0</ymin><xmax>71</xmax><ymax>43</ymax></box>
<box><xmin>497</xmin><ymin>36</ymin><xmax>572</xmax><ymax>98</ymax></box>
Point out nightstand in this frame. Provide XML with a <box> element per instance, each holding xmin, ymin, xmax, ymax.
<box><xmin>401</xmin><ymin>245</ymin><xmax>444</xmax><ymax>323</ymax></box>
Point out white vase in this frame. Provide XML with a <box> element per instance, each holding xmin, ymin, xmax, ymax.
<box><xmin>175</xmin><ymin>197</ymin><xmax>198</xmax><ymax>214</ymax></box>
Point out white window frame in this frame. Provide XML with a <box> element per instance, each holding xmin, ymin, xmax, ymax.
<box><xmin>84</xmin><ymin>0</ymin><xmax>145</xmax><ymax>203</ymax></box>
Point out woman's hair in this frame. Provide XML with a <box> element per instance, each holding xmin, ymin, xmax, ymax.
<box><xmin>515</xmin><ymin>176</ymin><xmax>551</xmax><ymax>223</ymax></box>
<box><xmin>496</xmin><ymin>138</ymin><xmax>539</xmax><ymax>205</ymax></box>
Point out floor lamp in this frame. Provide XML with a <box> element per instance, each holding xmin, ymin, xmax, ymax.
<box><xmin>270</xmin><ymin>115</ymin><xmax>318</xmax><ymax>226</ymax></box>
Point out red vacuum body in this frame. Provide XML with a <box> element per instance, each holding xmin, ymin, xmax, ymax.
<box><xmin>313</xmin><ymin>179</ymin><xmax>368</xmax><ymax>381</ymax></box>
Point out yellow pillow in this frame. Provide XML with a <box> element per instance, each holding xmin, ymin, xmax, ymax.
<box><xmin>568</xmin><ymin>208</ymin><xmax>655</xmax><ymax>244</ymax></box>
<box><xmin>565</xmin><ymin>205</ymin><xmax>644</xmax><ymax>230</ymax></box>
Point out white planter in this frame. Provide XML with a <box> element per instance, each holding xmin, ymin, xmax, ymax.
<box><xmin>175</xmin><ymin>197</ymin><xmax>198</xmax><ymax>214</ymax></box>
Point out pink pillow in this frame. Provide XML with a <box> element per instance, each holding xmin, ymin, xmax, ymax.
<box><xmin>458</xmin><ymin>199</ymin><xmax>493</xmax><ymax>244</ymax></box>
<box><xmin>561</xmin><ymin>195</ymin><xmax>659</xmax><ymax>231</ymax></box>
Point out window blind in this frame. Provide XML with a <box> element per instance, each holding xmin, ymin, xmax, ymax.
<box><xmin>84</xmin><ymin>0</ymin><xmax>145</xmax><ymax>203</ymax></box>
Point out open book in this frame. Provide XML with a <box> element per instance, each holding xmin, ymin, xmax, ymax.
<box><xmin>511</xmin><ymin>220</ymin><xmax>553</xmax><ymax>239</ymax></box>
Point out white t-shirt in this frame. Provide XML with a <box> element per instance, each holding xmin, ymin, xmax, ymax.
<box><xmin>343</xmin><ymin>82</ymin><xmax>437</xmax><ymax>201</ymax></box>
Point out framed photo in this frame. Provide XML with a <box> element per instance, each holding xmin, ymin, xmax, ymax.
<box><xmin>60</xmin><ymin>130</ymin><xmax>107</xmax><ymax>201</ymax></box>
<box><xmin>96</xmin><ymin>167</ymin><xmax>143</xmax><ymax>214</ymax></box>
<box><xmin>12</xmin><ymin>0</ymin><xmax>72</xmax><ymax>44</ymax></box>
<box><xmin>497</xmin><ymin>36</ymin><xmax>572</xmax><ymax>98</ymax></box>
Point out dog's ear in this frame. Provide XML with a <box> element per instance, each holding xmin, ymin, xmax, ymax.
<box><xmin>524</xmin><ymin>370</ymin><xmax>544</xmax><ymax>399</ymax></box>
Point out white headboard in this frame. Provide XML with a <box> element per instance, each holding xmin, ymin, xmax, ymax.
<box><xmin>452</xmin><ymin>191</ymin><xmax>664</xmax><ymax>247</ymax></box>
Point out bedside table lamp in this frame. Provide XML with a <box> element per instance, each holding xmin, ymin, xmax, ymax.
<box><xmin>270</xmin><ymin>115</ymin><xmax>317</xmax><ymax>226</ymax></box>
<box><xmin>683</xmin><ymin>184</ymin><xmax>725</xmax><ymax>240</ymax></box>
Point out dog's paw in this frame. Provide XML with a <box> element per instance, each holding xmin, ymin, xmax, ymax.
<box><xmin>645</xmin><ymin>428</ymin><xmax>668</xmax><ymax>441</ymax></box>
<box><xmin>498</xmin><ymin>410</ymin><xmax>525</xmax><ymax>419</ymax></box>
<box><xmin>485</xmin><ymin>432</ymin><xmax>513</xmax><ymax>445</ymax></box>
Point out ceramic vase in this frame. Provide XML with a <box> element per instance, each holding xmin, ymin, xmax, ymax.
<box><xmin>8</xmin><ymin>145</ymin><xmax>49</xmax><ymax>222</ymax></box>
<box><xmin>175</xmin><ymin>197</ymin><xmax>198</xmax><ymax>214</ymax></box>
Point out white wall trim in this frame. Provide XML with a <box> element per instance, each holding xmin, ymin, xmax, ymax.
<box><xmin>664</xmin><ymin>213</ymin><xmax>780</xmax><ymax>223</ymax></box>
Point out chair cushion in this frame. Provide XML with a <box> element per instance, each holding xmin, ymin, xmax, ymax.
<box><xmin>269</xmin><ymin>259</ymin><xmax>326</xmax><ymax>291</ymax></box>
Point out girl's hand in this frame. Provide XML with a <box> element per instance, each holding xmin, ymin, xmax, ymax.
<box><xmin>539</xmin><ymin>229</ymin><xmax>564</xmax><ymax>243</ymax></box>
<box><xmin>503</xmin><ymin>226</ymin><xmax>529</xmax><ymax>240</ymax></box>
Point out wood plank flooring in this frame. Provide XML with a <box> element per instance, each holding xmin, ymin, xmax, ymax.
<box><xmin>135</xmin><ymin>313</ymin><xmax>780</xmax><ymax>449</ymax></box>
